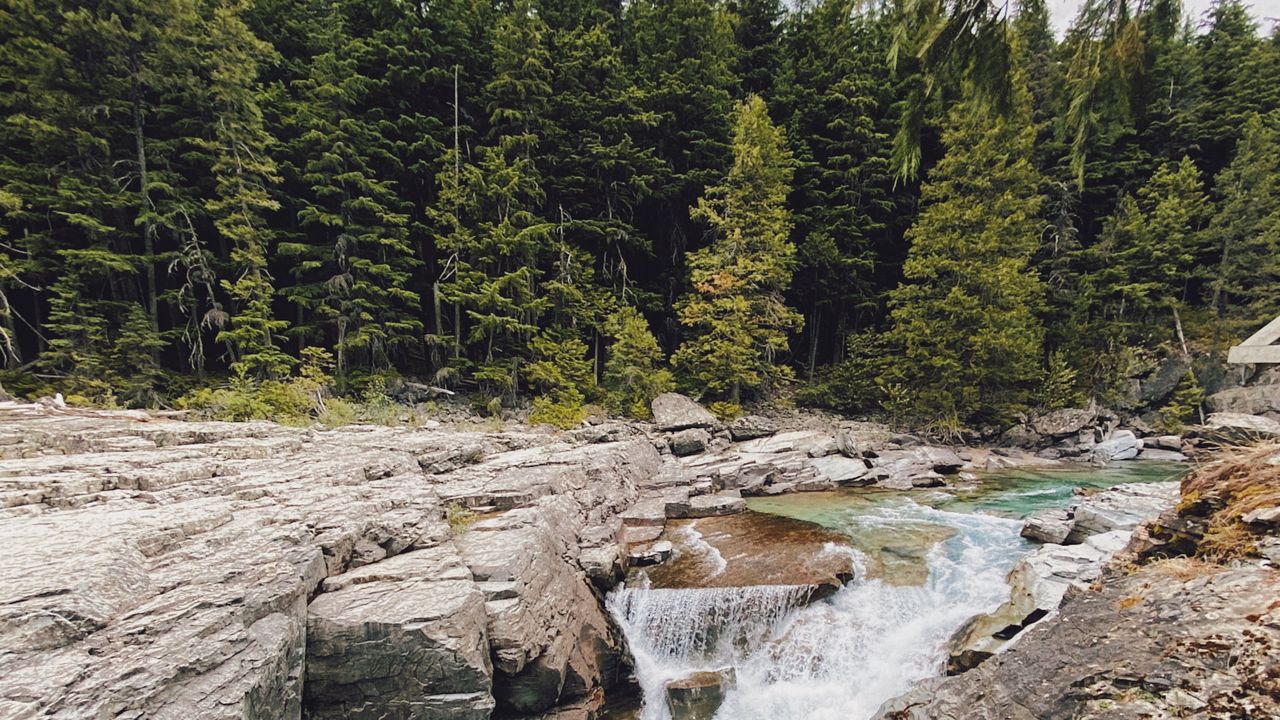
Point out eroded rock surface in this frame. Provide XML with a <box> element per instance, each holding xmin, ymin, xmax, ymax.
<box><xmin>0</xmin><ymin>402</ymin><xmax>660</xmax><ymax>719</ymax></box>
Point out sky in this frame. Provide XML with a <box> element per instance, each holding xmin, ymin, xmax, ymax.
<box><xmin>1047</xmin><ymin>0</ymin><xmax>1280</xmax><ymax>35</ymax></box>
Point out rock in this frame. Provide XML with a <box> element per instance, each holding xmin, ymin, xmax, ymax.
<box><xmin>835</xmin><ymin>431</ymin><xmax>861</xmax><ymax>457</ymax></box>
<box><xmin>1137</xmin><ymin>447</ymin><xmax>1187</xmax><ymax>462</ymax></box>
<box><xmin>0</xmin><ymin>402</ymin><xmax>662</xmax><ymax>720</ymax></box>
<box><xmin>1197</xmin><ymin>412</ymin><xmax>1280</xmax><ymax>442</ymax></box>
<box><xmin>1243</xmin><ymin>506</ymin><xmax>1280</xmax><ymax>527</ymax></box>
<box><xmin>305</xmin><ymin>552</ymin><xmax>494</xmax><ymax>720</ymax></box>
<box><xmin>877</xmin><ymin>565</ymin><xmax>1280</xmax><ymax>720</ymax></box>
<box><xmin>921</xmin><ymin>446</ymin><xmax>965</xmax><ymax>474</ymax></box>
<box><xmin>669</xmin><ymin>428</ymin><xmax>711</xmax><ymax>456</ymax></box>
<box><xmin>1021</xmin><ymin>508</ymin><xmax>1073</xmax><ymax>544</ymax></box>
<box><xmin>1090</xmin><ymin>429</ymin><xmax>1142</xmax><ymax>464</ymax></box>
<box><xmin>999</xmin><ymin>424</ymin><xmax>1041</xmax><ymax>448</ymax></box>
<box><xmin>665</xmin><ymin>668</ymin><xmax>736</xmax><ymax>720</ymax></box>
<box><xmin>804</xmin><ymin>436</ymin><xmax>839</xmax><ymax>457</ymax></box>
<box><xmin>1031</xmin><ymin>408</ymin><xmax>1096</xmax><ymax>438</ymax></box>
<box><xmin>629</xmin><ymin>540</ymin><xmax>674</xmax><ymax>566</ymax></box>
<box><xmin>578</xmin><ymin>545</ymin><xmax>623</xmax><ymax>590</ymax></box>
<box><xmin>1146</xmin><ymin>434</ymin><xmax>1184</xmax><ymax>451</ymax></box>
<box><xmin>1064</xmin><ymin>482</ymin><xmax>1179</xmax><ymax>543</ymax></box>
<box><xmin>651</xmin><ymin>393</ymin><xmax>719</xmax><ymax>431</ymax></box>
<box><xmin>728</xmin><ymin>415</ymin><xmax>777</xmax><ymax>441</ymax></box>
<box><xmin>808</xmin><ymin>455</ymin><xmax>872</xmax><ymax>486</ymax></box>
<box><xmin>1140</xmin><ymin>355</ymin><xmax>1193</xmax><ymax>404</ymax></box>
<box><xmin>1206</xmin><ymin>384</ymin><xmax>1280</xmax><ymax>418</ymax></box>
<box><xmin>666</xmin><ymin>493</ymin><xmax>746</xmax><ymax>519</ymax></box>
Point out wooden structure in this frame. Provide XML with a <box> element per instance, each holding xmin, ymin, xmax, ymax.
<box><xmin>1228</xmin><ymin>315</ymin><xmax>1280</xmax><ymax>364</ymax></box>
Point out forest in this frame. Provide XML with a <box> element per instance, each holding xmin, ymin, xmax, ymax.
<box><xmin>0</xmin><ymin>0</ymin><xmax>1277</xmax><ymax>433</ymax></box>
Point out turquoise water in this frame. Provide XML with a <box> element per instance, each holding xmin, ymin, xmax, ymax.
<box><xmin>608</xmin><ymin>460</ymin><xmax>1188</xmax><ymax>720</ymax></box>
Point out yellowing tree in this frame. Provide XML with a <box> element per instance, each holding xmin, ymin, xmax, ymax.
<box><xmin>674</xmin><ymin>94</ymin><xmax>802</xmax><ymax>402</ymax></box>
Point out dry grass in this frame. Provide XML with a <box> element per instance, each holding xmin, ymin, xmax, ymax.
<box><xmin>1178</xmin><ymin>443</ymin><xmax>1280</xmax><ymax>561</ymax></box>
<box><xmin>1143</xmin><ymin>556</ymin><xmax>1221</xmax><ymax>582</ymax></box>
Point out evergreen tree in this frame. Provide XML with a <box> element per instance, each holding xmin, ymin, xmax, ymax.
<box><xmin>673</xmin><ymin>95</ymin><xmax>801</xmax><ymax>402</ymax></box>
<box><xmin>1204</xmin><ymin>113</ymin><xmax>1280</xmax><ymax>345</ymax></box>
<box><xmin>881</xmin><ymin>90</ymin><xmax>1046</xmax><ymax>429</ymax></box>
<box><xmin>603</xmin><ymin>306</ymin><xmax>674</xmax><ymax>418</ymax></box>
<box><xmin>278</xmin><ymin>9</ymin><xmax>421</xmax><ymax>377</ymax></box>
<box><xmin>199</xmin><ymin>0</ymin><xmax>292</xmax><ymax>379</ymax></box>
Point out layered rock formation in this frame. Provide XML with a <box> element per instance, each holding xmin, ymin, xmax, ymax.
<box><xmin>0</xmin><ymin>402</ymin><xmax>661</xmax><ymax>719</ymax></box>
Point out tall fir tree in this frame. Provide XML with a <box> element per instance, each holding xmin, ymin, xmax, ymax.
<box><xmin>673</xmin><ymin>95</ymin><xmax>801</xmax><ymax>402</ymax></box>
<box><xmin>881</xmin><ymin>86</ymin><xmax>1046</xmax><ymax>429</ymax></box>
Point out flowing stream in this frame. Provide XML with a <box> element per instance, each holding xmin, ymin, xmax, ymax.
<box><xmin>605</xmin><ymin>462</ymin><xmax>1184</xmax><ymax>720</ymax></box>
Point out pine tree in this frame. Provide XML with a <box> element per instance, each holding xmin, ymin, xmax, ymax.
<box><xmin>603</xmin><ymin>306</ymin><xmax>674</xmax><ymax>418</ymax></box>
<box><xmin>278</xmin><ymin>9</ymin><xmax>421</xmax><ymax>378</ymax></box>
<box><xmin>1204</xmin><ymin>113</ymin><xmax>1280</xmax><ymax>346</ymax></box>
<box><xmin>198</xmin><ymin>0</ymin><xmax>292</xmax><ymax>379</ymax></box>
<box><xmin>673</xmin><ymin>95</ymin><xmax>801</xmax><ymax>402</ymax></box>
<box><xmin>1090</xmin><ymin>156</ymin><xmax>1210</xmax><ymax>345</ymax></box>
<box><xmin>881</xmin><ymin>90</ymin><xmax>1046</xmax><ymax>429</ymax></box>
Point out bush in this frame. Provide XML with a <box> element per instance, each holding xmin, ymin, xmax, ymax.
<box><xmin>795</xmin><ymin>332</ymin><xmax>888</xmax><ymax>414</ymax></box>
<box><xmin>1157</xmin><ymin>370</ymin><xmax>1204</xmax><ymax>434</ymax></box>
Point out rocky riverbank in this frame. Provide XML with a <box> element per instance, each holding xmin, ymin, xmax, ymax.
<box><xmin>1</xmin><ymin>392</ymin><xmax>1274</xmax><ymax>720</ymax></box>
<box><xmin>876</xmin><ymin>444</ymin><xmax>1280</xmax><ymax>720</ymax></box>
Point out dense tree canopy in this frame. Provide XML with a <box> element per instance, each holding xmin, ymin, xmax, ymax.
<box><xmin>0</xmin><ymin>0</ymin><xmax>1276</xmax><ymax>429</ymax></box>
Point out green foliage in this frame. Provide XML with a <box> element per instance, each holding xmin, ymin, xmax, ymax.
<box><xmin>603</xmin><ymin>307</ymin><xmax>673</xmax><ymax>419</ymax></box>
<box><xmin>881</xmin><ymin>89</ymin><xmax>1046</xmax><ymax>427</ymax></box>
<box><xmin>525</xmin><ymin>330</ymin><xmax>594</xmax><ymax>429</ymax></box>
<box><xmin>1038</xmin><ymin>350</ymin><xmax>1086</xmax><ymax>412</ymax></box>
<box><xmin>1158</xmin><ymin>370</ymin><xmax>1204</xmax><ymax>434</ymax></box>
<box><xmin>796</xmin><ymin>332</ymin><xmax>890</xmax><ymax>414</ymax></box>
<box><xmin>674</xmin><ymin>95</ymin><xmax>802</xmax><ymax>402</ymax></box>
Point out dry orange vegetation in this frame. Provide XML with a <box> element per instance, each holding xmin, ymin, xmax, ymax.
<box><xmin>1179</xmin><ymin>443</ymin><xmax>1280</xmax><ymax>560</ymax></box>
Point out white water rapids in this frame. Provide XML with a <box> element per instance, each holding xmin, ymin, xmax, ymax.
<box><xmin>606</xmin><ymin>499</ymin><xmax>1030</xmax><ymax>720</ymax></box>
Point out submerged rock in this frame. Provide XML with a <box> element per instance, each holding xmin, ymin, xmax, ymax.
<box><xmin>665</xmin><ymin>667</ymin><xmax>736</xmax><ymax>720</ymax></box>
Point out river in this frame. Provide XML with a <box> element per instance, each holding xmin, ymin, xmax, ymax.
<box><xmin>604</xmin><ymin>462</ymin><xmax>1185</xmax><ymax>720</ymax></box>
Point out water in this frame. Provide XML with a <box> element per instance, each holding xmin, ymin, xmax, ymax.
<box><xmin>605</xmin><ymin>462</ymin><xmax>1185</xmax><ymax>720</ymax></box>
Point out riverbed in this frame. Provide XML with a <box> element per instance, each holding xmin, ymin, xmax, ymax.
<box><xmin>605</xmin><ymin>461</ymin><xmax>1186</xmax><ymax>720</ymax></box>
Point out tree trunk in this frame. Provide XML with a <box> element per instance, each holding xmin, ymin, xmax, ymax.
<box><xmin>132</xmin><ymin>72</ymin><xmax>159</xmax><ymax>342</ymax></box>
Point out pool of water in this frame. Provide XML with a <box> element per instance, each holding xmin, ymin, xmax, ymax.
<box><xmin>604</xmin><ymin>460</ymin><xmax>1186</xmax><ymax>720</ymax></box>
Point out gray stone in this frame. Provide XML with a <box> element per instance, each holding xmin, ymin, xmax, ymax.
<box><xmin>808</xmin><ymin>455</ymin><xmax>872</xmax><ymax>485</ymax></box>
<box><xmin>728</xmin><ymin>415</ymin><xmax>777</xmax><ymax>441</ymax></box>
<box><xmin>1090</xmin><ymin>429</ymin><xmax>1142</xmax><ymax>464</ymax></box>
<box><xmin>1021</xmin><ymin>508</ymin><xmax>1073</xmax><ymax>544</ymax></box>
<box><xmin>629</xmin><ymin>540</ymin><xmax>674</xmax><ymax>566</ymax></box>
<box><xmin>1064</xmin><ymin>482</ymin><xmax>1179</xmax><ymax>543</ymax></box>
<box><xmin>1206</xmin><ymin>383</ymin><xmax>1280</xmax><ymax>418</ymax></box>
<box><xmin>651</xmin><ymin>393</ymin><xmax>719</xmax><ymax>431</ymax></box>
<box><xmin>1199</xmin><ymin>412</ymin><xmax>1280</xmax><ymax>441</ymax></box>
<box><xmin>1137</xmin><ymin>447</ymin><xmax>1187</xmax><ymax>462</ymax></box>
<box><xmin>666</xmin><ymin>493</ymin><xmax>746</xmax><ymax>519</ymax></box>
<box><xmin>1031</xmin><ymin>408</ymin><xmax>1096</xmax><ymax>438</ymax></box>
<box><xmin>1243</xmin><ymin>506</ymin><xmax>1280</xmax><ymax>527</ymax></box>
<box><xmin>669</xmin><ymin>428</ymin><xmax>711</xmax><ymax>456</ymax></box>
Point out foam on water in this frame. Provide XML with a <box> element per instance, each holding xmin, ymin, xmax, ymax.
<box><xmin>606</xmin><ymin>499</ymin><xmax>1029</xmax><ymax>720</ymax></box>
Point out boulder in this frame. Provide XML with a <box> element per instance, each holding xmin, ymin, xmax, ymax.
<box><xmin>1139</xmin><ymin>355</ymin><xmax>1193</xmax><ymax>404</ymax></box>
<box><xmin>1090</xmin><ymin>429</ymin><xmax>1142</xmax><ymax>464</ymax></box>
<box><xmin>666</xmin><ymin>493</ymin><xmax>747</xmax><ymax>519</ymax></box>
<box><xmin>1197</xmin><ymin>412</ymin><xmax>1280</xmax><ymax>442</ymax></box>
<box><xmin>999</xmin><ymin>424</ymin><xmax>1041</xmax><ymax>448</ymax></box>
<box><xmin>1021</xmin><ymin>508</ymin><xmax>1073</xmax><ymax>544</ymax></box>
<box><xmin>1031</xmin><ymin>408</ymin><xmax>1096</xmax><ymax>439</ymax></box>
<box><xmin>1146</xmin><ymin>434</ymin><xmax>1185</xmax><ymax>451</ymax></box>
<box><xmin>665</xmin><ymin>668</ymin><xmax>736</xmax><ymax>720</ymax></box>
<box><xmin>808</xmin><ymin>455</ymin><xmax>872</xmax><ymax>486</ymax></box>
<box><xmin>1064</xmin><ymin>482</ymin><xmax>1179</xmax><ymax>543</ymax></box>
<box><xmin>305</xmin><ymin>552</ymin><xmax>494</xmax><ymax>720</ymax></box>
<box><xmin>651</xmin><ymin>393</ymin><xmax>719</xmax><ymax>431</ymax></box>
<box><xmin>728</xmin><ymin>415</ymin><xmax>777</xmax><ymax>441</ymax></box>
<box><xmin>629</xmin><ymin>540</ymin><xmax>674</xmax><ymax>566</ymax></box>
<box><xmin>669</xmin><ymin>428</ymin><xmax>711</xmax><ymax>457</ymax></box>
<box><xmin>1137</xmin><ymin>447</ymin><xmax>1187</xmax><ymax>462</ymax></box>
<box><xmin>1206</xmin><ymin>384</ymin><xmax>1280</xmax><ymax>419</ymax></box>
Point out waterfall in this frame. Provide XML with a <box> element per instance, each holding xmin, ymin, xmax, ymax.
<box><xmin>607</xmin><ymin>584</ymin><xmax>813</xmax><ymax>720</ymax></box>
<box><xmin>607</xmin><ymin>500</ymin><xmax>1029</xmax><ymax>720</ymax></box>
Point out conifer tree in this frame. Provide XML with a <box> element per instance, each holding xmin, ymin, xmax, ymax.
<box><xmin>881</xmin><ymin>88</ymin><xmax>1046</xmax><ymax>429</ymax></box>
<box><xmin>200</xmin><ymin>1</ymin><xmax>292</xmax><ymax>379</ymax></box>
<box><xmin>673</xmin><ymin>95</ymin><xmax>801</xmax><ymax>402</ymax></box>
<box><xmin>279</xmin><ymin>10</ymin><xmax>421</xmax><ymax>377</ymax></box>
<box><xmin>1204</xmin><ymin>113</ymin><xmax>1280</xmax><ymax>345</ymax></box>
<box><xmin>603</xmin><ymin>306</ymin><xmax>674</xmax><ymax>418</ymax></box>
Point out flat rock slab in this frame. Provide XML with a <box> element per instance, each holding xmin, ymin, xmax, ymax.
<box><xmin>651</xmin><ymin>393</ymin><xmax>719</xmax><ymax>431</ymax></box>
<box><xmin>638</xmin><ymin>512</ymin><xmax>858</xmax><ymax>591</ymax></box>
<box><xmin>0</xmin><ymin>401</ymin><xmax>662</xmax><ymax>720</ymax></box>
